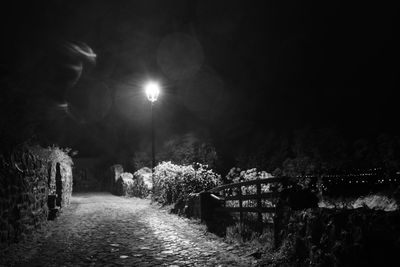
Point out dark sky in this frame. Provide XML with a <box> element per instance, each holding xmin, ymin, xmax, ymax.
<box><xmin>1</xmin><ymin>0</ymin><xmax>399</xmax><ymax>160</ymax></box>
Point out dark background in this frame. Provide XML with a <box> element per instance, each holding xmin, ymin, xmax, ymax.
<box><xmin>1</xmin><ymin>0</ymin><xmax>399</xmax><ymax>173</ymax></box>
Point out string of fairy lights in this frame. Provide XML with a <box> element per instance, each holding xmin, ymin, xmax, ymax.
<box><xmin>291</xmin><ymin>168</ymin><xmax>400</xmax><ymax>192</ymax></box>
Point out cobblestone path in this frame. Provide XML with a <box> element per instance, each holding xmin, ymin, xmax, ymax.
<box><xmin>1</xmin><ymin>193</ymin><xmax>256</xmax><ymax>267</ymax></box>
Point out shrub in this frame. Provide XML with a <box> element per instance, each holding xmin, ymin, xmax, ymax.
<box><xmin>353</xmin><ymin>194</ymin><xmax>398</xmax><ymax>211</ymax></box>
<box><xmin>120</xmin><ymin>172</ymin><xmax>133</xmax><ymax>180</ymax></box>
<box><xmin>268</xmin><ymin>208</ymin><xmax>400</xmax><ymax>267</ymax></box>
<box><xmin>153</xmin><ymin>161</ymin><xmax>221</xmax><ymax>205</ymax></box>
<box><xmin>319</xmin><ymin>194</ymin><xmax>398</xmax><ymax>211</ymax></box>
<box><xmin>133</xmin><ymin>167</ymin><xmax>152</xmax><ymax>190</ymax></box>
<box><xmin>115</xmin><ymin>175</ymin><xmax>132</xmax><ymax>196</ymax></box>
<box><xmin>226</xmin><ymin>167</ymin><xmax>273</xmax><ymax>193</ymax></box>
<box><xmin>115</xmin><ymin>172</ymin><xmax>150</xmax><ymax>198</ymax></box>
<box><xmin>226</xmin><ymin>167</ymin><xmax>273</xmax><ymax>183</ymax></box>
<box><xmin>129</xmin><ymin>172</ymin><xmax>150</xmax><ymax>198</ymax></box>
<box><xmin>158</xmin><ymin>133</ymin><xmax>218</xmax><ymax>168</ymax></box>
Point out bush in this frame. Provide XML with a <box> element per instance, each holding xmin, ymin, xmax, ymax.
<box><xmin>133</xmin><ymin>167</ymin><xmax>152</xmax><ymax>190</ymax></box>
<box><xmin>115</xmin><ymin>175</ymin><xmax>132</xmax><ymax>196</ymax></box>
<box><xmin>153</xmin><ymin>161</ymin><xmax>221</xmax><ymax>205</ymax></box>
<box><xmin>268</xmin><ymin>208</ymin><xmax>400</xmax><ymax>267</ymax></box>
<box><xmin>115</xmin><ymin>172</ymin><xmax>150</xmax><ymax>198</ymax></box>
<box><xmin>158</xmin><ymin>133</ymin><xmax>218</xmax><ymax>168</ymax></box>
<box><xmin>226</xmin><ymin>167</ymin><xmax>272</xmax><ymax>183</ymax></box>
<box><xmin>129</xmin><ymin>172</ymin><xmax>150</xmax><ymax>198</ymax></box>
<box><xmin>319</xmin><ymin>194</ymin><xmax>398</xmax><ymax>211</ymax></box>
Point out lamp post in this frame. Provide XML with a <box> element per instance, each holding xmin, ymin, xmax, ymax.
<box><xmin>144</xmin><ymin>81</ymin><xmax>160</xmax><ymax>190</ymax></box>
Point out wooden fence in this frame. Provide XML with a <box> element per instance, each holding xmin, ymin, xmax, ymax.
<box><xmin>206</xmin><ymin>177</ymin><xmax>287</xmax><ymax>232</ymax></box>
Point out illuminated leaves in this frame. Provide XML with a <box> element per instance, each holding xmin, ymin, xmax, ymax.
<box><xmin>153</xmin><ymin>161</ymin><xmax>221</xmax><ymax>204</ymax></box>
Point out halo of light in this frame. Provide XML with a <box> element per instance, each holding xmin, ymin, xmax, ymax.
<box><xmin>144</xmin><ymin>81</ymin><xmax>160</xmax><ymax>102</ymax></box>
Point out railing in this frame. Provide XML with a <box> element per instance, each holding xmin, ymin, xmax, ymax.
<box><xmin>207</xmin><ymin>177</ymin><xmax>286</xmax><ymax>232</ymax></box>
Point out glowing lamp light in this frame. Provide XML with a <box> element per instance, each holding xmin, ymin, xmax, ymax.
<box><xmin>145</xmin><ymin>81</ymin><xmax>160</xmax><ymax>102</ymax></box>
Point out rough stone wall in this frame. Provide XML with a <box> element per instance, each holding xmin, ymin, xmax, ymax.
<box><xmin>0</xmin><ymin>149</ymin><xmax>49</xmax><ymax>244</ymax></box>
<box><xmin>60</xmin><ymin>163</ymin><xmax>73</xmax><ymax>206</ymax></box>
<box><xmin>0</xmin><ymin>145</ymin><xmax>73</xmax><ymax>244</ymax></box>
<box><xmin>48</xmin><ymin>162</ymin><xmax>56</xmax><ymax>195</ymax></box>
<box><xmin>45</xmin><ymin>152</ymin><xmax>73</xmax><ymax>207</ymax></box>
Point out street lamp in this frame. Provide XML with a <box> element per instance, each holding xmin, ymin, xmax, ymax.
<box><xmin>144</xmin><ymin>81</ymin><xmax>160</xmax><ymax>191</ymax></box>
<box><xmin>145</xmin><ymin>81</ymin><xmax>160</xmax><ymax>103</ymax></box>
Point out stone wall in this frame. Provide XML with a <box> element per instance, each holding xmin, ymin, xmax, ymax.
<box><xmin>59</xmin><ymin>162</ymin><xmax>73</xmax><ymax>206</ymax></box>
<box><xmin>35</xmin><ymin>147</ymin><xmax>73</xmax><ymax>208</ymax></box>
<box><xmin>0</xmin><ymin>145</ymin><xmax>73</xmax><ymax>244</ymax></box>
<box><xmin>0</xmin><ymin>147</ymin><xmax>49</xmax><ymax>243</ymax></box>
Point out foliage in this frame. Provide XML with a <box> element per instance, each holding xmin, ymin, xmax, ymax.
<box><xmin>267</xmin><ymin>208</ymin><xmax>400</xmax><ymax>267</ymax></box>
<box><xmin>133</xmin><ymin>167</ymin><xmax>152</xmax><ymax>189</ymax></box>
<box><xmin>131</xmin><ymin>151</ymin><xmax>151</xmax><ymax>171</ymax></box>
<box><xmin>233</xmin><ymin>129</ymin><xmax>399</xmax><ymax>183</ymax></box>
<box><xmin>153</xmin><ymin>161</ymin><xmax>221</xmax><ymax>205</ymax></box>
<box><xmin>120</xmin><ymin>172</ymin><xmax>133</xmax><ymax>180</ymax></box>
<box><xmin>225</xmin><ymin>167</ymin><xmax>273</xmax><ymax>184</ymax></box>
<box><xmin>130</xmin><ymin>172</ymin><xmax>151</xmax><ymax>198</ymax></box>
<box><xmin>353</xmin><ymin>134</ymin><xmax>400</xmax><ymax>177</ymax></box>
<box><xmin>226</xmin><ymin>222</ymin><xmax>267</xmax><ymax>243</ymax></box>
<box><xmin>319</xmin><ymin>194</ymin><xmax>398</xmax><ymax>211</ymax></box>
<box><xmin>225</xmin><ymin>167</ymin><xmax>274</xmax><ymax>195</ymax></box>
<box><xmin>282</xmin><ymin>156</ymin><xmax>318</xmax><ymax>178</ymax></box>
<box><xmin>234</xmin><ymin>130</ymin><xmax>291</xmax><ymax>172</ymax></box>
<box><xmin>353</xmin><ymin>194</ymin><xmax>398</xmax><ymax>211</ymax></box>
<box><xmin>158</xmin><ymin>133</ymin><xmax>218</xmax><ymax>168</ymax></box>
<box><xmin>224</xmin><ymin>167</ymin><xmax>276</xmax><ymax>210</ymax></box>
<box><xmin>277</xmin><ymin>130</ymin><xmax>400</xmax><ymax>188</ymax></box>
<box><xmin>131</xmin><ymin>133</ymin><xmax>218</xmax><ymax>171</ymax></box>
<box><xmin>116</xmin><ymin>173</ymin><xmax>150</xmax><ymax>198</ymax></box>
<box><xmin>29</xmin><ymin>145</ymin><xmax>73</xmax><ymax>167</ymax></box>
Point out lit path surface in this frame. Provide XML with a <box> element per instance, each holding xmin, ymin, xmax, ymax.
<box><xmin>2</xmin><ymin>193</ymin><xmax>255</xmax><ymax>267</ymax></box>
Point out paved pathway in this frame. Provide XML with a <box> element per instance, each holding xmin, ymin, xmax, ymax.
<box><xmin>1</xmin><ymin>193</ymin><xmax>256</xmax><ymax>266</ymax></box>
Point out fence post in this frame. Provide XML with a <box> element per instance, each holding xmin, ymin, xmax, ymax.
<box><xmin>273</xmin><ymin>195</ymin><xmax>285</xmax><ymax>249</ymax></box>
<box><xmin>256</xmin><ymin>181</ymin><xmax>262</xmax><ymax>233</ymax></box>
<box><xmin>199</xmin><ymin>191</ymin><xmax>210</xmax><ymax>222</ymax></box>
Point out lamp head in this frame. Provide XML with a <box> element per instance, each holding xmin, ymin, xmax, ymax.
<box><xmin>145</xmin><ymin>81</ymin><xmax>160</xmax><ymax>102</ymax></box>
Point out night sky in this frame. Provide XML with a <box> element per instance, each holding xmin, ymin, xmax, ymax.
<box><xmin>1</xmin><ymin>1</ymin><xmax>399</xmax><ymax>167</ymax></box>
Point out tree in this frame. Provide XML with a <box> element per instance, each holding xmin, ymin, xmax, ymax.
<box><xmin>158</xmin><ymin>133</ymin><xmax>218</xmax><ymax>167</ymax></box>
<box><xmin>234</xmin><ymin>130</ymin><xmax>290</xmax><ymax>172</ymax></box>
